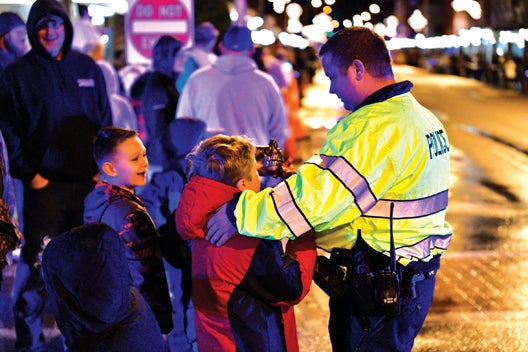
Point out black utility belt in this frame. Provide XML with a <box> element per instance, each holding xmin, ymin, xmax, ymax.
<box><xmin>313</xmin><ymin>248</ymin><xmax>440</xmax><ymax>315</ymax></box>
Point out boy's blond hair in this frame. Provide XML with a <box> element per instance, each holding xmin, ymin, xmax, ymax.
<box><xmin>186</xmin><ymin>134</ymin><xmax>256</xmax><ymax>187</ymax></box>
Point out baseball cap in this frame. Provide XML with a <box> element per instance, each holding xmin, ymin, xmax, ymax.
<box><xmin>0</xmin><ymin>12</ymin><xmax>25</xmax><ymax>37</ymax></box>
<box><xmin>222</xmin><ymin>25</ymin><xmax>253</xmax><ymax>52</ymax></box>
<box><xmin>195</xmin><ymin>22</ymin><xmax>218</xmax><ymax>44</ymax></box>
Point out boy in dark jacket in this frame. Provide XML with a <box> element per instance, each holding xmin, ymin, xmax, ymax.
<box><xmin>84</xmin><ymin>126</ymin><xmax>173</xmax><ymax>334</ymax></box>
<box><xmin>41</xmin><ymin>223</ymin><xmax>165</xmax><ymax>352</ymax></box>
<box><xmin>175</xmin><ymin>134</ymin><xmax>316</xmax><ymax>352</ymax></box>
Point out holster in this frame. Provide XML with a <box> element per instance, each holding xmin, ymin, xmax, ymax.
<box><xmin>331</xmin><ymin>248</ymin><xmax>379</xmax><ymax>314</ymax></box>
<box><xmin>313</xmin><ymin>247</ymin><xmax>399</xmax><ymax>315</ymax></box>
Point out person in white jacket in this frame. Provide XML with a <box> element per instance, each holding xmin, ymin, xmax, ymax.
<box><xmin>175</xmin><ymin>25</ymin><xmax>288</xmax><ymax>149</ymax></box>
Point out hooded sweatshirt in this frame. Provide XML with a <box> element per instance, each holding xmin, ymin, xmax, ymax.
<box><xmin>0</xmin><ymin>0</ymin><xmax>112</xmax><ymax>183</ymax></box>
<box><xmin>41</xmin><ymin>223</ymin><xmax>165</xmax><ymax>352</ymax></box>
<box><xmin>176</xmin><ymin>54</ymin><xmax>288</xmax><ymax>148</ymax></box>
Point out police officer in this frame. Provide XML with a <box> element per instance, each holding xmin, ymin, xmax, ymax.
<box><xmin>207</xmin><ymin>27</ymin><xmax>452</xmax><ymax>351</ymax></box>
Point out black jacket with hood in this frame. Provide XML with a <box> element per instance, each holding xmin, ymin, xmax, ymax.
<box><xmin>0</xmin><ymin>0</ymin><xmax>112</xmax><ymax>183</ymax></box>
<box><xmin>42</xmin><ymin>223</ymin><xmax>166</xmax><ymax>352</ymax></box>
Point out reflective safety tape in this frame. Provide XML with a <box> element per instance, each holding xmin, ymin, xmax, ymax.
<box><xmin>315</xmin><ymin>155</ymin><xmax>377</xmax><ymax>213</ymax></box>
<box><xmin>312</xmin><ymin>155</ymin><xmax>448</xmax><ymax>219</ymax></box>
<box><xmin>395</xmin><ymin>234</ymin><xmax>451</xmax><ymax>263</ymax></box>
<box><xmin>365</xmin><ymin>190</ymin><xmax>448</xmax><ymax>219</ymax></box>
<box><xmin>271</xmin><ymin>181</ymin><xmax>312</xmax><ymax>237</ymax></box>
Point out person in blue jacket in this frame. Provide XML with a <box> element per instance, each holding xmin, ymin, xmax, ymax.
<box><xmin>0</xmin><ymin>0</ymin><xmax>112</xmax><ymax>349</ymax></box>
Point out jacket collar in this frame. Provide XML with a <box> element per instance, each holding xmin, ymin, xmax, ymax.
<box><xmin>356</xmin><ymin>80</ymin><xmax>413</xmax><ymax>111</ymax></box>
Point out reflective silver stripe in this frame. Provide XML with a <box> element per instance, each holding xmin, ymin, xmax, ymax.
<box><xmin>365</xmin><ymin>190</ymin><xmax>448</xmax><ymax>219</ymax></box>
<box><xmin>271</xmin><ymin>181</ymin><xmax>312</xmax><ymax>237</ymax></box>
<box><xmin>317</xmin><ymin>155</ymin><xmax>377</xmax><ymax>213</ymax></box>
<box><xmin>396</xmin><ymin>234</ymin><xmax>452</xmax><ymax>261</ymax></box>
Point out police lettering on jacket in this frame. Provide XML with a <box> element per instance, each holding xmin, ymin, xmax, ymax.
<box><xmin>426</xmin><ymin>129</ymin><xmax>449</xmax><ymax>159</ymax></box>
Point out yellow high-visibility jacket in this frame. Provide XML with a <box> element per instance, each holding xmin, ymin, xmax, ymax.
<box><xmin>235</xmin><ymin>90</ymin><xmax>452</xmax><ymax>266</ymax></box>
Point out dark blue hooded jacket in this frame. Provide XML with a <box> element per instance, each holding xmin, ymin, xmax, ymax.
<box><xmin>0</xmin><ymin>0</ymin><xmax>112</xmax><ymax>183</ymax></box>
<box><xmin>41</xmin><ymin>223</ymin><xmax>165</xmax><ymax>352</ymax></box>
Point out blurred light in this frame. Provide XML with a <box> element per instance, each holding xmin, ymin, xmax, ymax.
<box><xmin>496</xmin><ymin>47</ymin><xmax>504</xmax><ymax>56</ymax></box>
<box><xmin>91</xmin><ymin>15</ymin><xmax>105</xmax><ymax>26</ymax></box>
<box><xmin>287</xmin><ymin>19</ymin><xmax>303</xmax><ymax>33</ymax></box>
<box><xmin>343</xmin><ymin>19</ymin><xmax>352</xmax><ymax>28</ymax></box>
<box><xmin>100</xmin><ymin>34</ymin><xmax>109</xmax><ymax>45</ymax></box>
<box><xmin>312</xmin><ymin>12</ymin><xmax>333</xmax><ymax>31</ymax></box>
<box><xmin>323</xmin><ymin>6</ymin><xmax>332</xmax><ymax>14</ymax></box>
<box><xmin>386</xmin><ymin>32</ymin><xmax>483</xmax><ymax>50</ymax></box>
<box><xmin>286</xmin><ymin>2</ymin><xmax>303</xmax><ymax>18</ymax></box>
<box><xmin>373</xmin><ymin>22</ymin><xmax>387</xmax><ymax>37</ymax></box>
<box><xmin>304</xmin><ymin>12</ymin><xmax>333</xmax><ymax>43</ymax></box>
<box><xmin>361</xmin><ymin>11</ymin><xmax>371</xmax><ymax>22</ymax></box>
<box><xmin>451</xmin><ymin>0</ymin><xmax>482</xmax><ymax>20</ymax></box>
<box><xmin>74</xmin><ymin>0</ymin><xmax>128</xmax><ymax>15</ymax></box>
<box><xmin>252</xmin><ymin>29</ymin><xmax>276</xmax><ymax>46</ymax></box>
<box><xmin>278</xmin><ymin>31</ymin><xmax>309</xmax><ymax>49</ymax></box>
<box><xmin>385</xmin><ymin>15</ymin><xmax>399</xmax><ymax>38</ymax></box>
<box><xmin>353</xmin><ymin>14</ymin><xmax>363</xmax><ymax>27</ymax></box>
<box><xmin>364</xmin><ymin>22</ymin><xmax>374</xmax><ymax>30</ymax></box>
<box><xmin>331</xmin><ymin>20</ymin><xmax>340</xmax><ymax>28</ymax></box>
<box><xmin>230</xmin><ymin>8</ymin><xmax>239</xmax><ymax>22</ymax></box>
<box><xmin>324</xmin><ymin>0</ymin><xmax>336</xmax><ymax>5</ymax></box>
<box><xmin>247</xmin><ymin>16</ymin><xmax>264</xmax><ymax>30</ymax></box>
<box><xmin>269</xmin><ymin>0</ymin><xmax>291</xmax><ymax>14</ymax></box>
<box><xmin>311</xmin><ymin>0</ymin><xmax>323</xmax><ymax>8</ymax></box>
<box><xmin>408</xmin><ymin>9</ymin><xmax>428</xmax><ymax>32</ymax></box>
<box><xmin>369</xmin><ymin>4</ymin><xmax>380</xmax><ymax>14</ymax></box>
<box><xmin>499</xmin><ymin>30</ymin><xmax>525</xmax><ymax>49</ymax></box>
<box><xmin>88</xmin><ymin>4</ymin><xmax>114</xmax><ymax>17</ymax></box>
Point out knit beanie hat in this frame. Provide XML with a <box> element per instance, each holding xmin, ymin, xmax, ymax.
<box><xmin>0</xmin><ymin>12</ymin><xmax>25</xmax><ymax>37</ymax></box>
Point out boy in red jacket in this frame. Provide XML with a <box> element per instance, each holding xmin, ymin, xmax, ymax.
<box><xmin>175</xmin><ymin>135</ymin><xmax>315</xmax><ymax>352</ymax></box>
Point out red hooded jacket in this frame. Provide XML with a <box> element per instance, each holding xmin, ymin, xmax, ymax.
<box><xmin>175</xmin><ymin>176</ymin><xmax>315</xmax><ymax>352</ymax></box>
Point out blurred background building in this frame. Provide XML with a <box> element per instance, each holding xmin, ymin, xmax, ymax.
<box><xmin>0</xmin><ymin>0</ymin><xmax>527</xmax><ymax>90</ymax></box>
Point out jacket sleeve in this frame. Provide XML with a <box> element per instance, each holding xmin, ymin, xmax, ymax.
<box><xmin>102</xmin><ymin>201</ymin><xmax>173</xmax><ymax>333</ymax></box>
<box><xmin>238</xmin><ymin>236</ymin><xmax>314</xmax><ymax>305</ymax></box>
<box><xmin>175</xmin><ymin>81</ymin><xmax>193</xmax><ymax>119</ymax></box>
<box><xmin>279</xmin><ymin>233</ymin><xmax>316</xmax><ymax>305</ymax></box>
<box><xmin>101</xmin><ymin>201</ymin><xmax>161</xmax><ymax>287</ymax></box>
<box><xmin>0</xmin><ymin>73</ymin><xmax>37</xmax><ymax>181</ymax></box>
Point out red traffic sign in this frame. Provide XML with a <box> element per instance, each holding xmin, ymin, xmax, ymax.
<box><xmin>126</xmin><ymin>0</ymin><xmax>193</xmax><ymax>64</ymax></box>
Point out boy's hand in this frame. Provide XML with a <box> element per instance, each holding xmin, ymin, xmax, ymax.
<box><xmin>206</xmin><ymin>203</ymin><xmax>238</xmax><ymax>246</ymax></box>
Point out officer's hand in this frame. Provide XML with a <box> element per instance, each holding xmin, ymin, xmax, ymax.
<box><xmin>206</xmin><ymin>203</ymin><xmax>238</xmax><ymax>246</ymax></box>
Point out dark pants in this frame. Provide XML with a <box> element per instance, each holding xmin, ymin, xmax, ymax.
<box><xmin>328</xmin><ymin>263</ymin><xmax>437</xmax><ymax>352</ymax></box>
<box><xmin>13</xmin><ymin>180</ymin><xmax>94</xmax><ymax>351</ymax></box>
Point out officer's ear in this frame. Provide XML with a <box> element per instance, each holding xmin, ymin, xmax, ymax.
<box><xmin>348</xmin><ymin>59</ymin><xmax>365</xmax><ymax>80</ymax></box>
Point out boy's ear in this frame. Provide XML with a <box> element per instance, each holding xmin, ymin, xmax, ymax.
<box><xmin>235</xmin><ymin>178</ymin><xmax>246</xmax><ymax>191</ymax></box>
<box><xmin>102</xmin><ymin>161</ymin><xmax>117</xmax><ymax>177</ymax></box>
